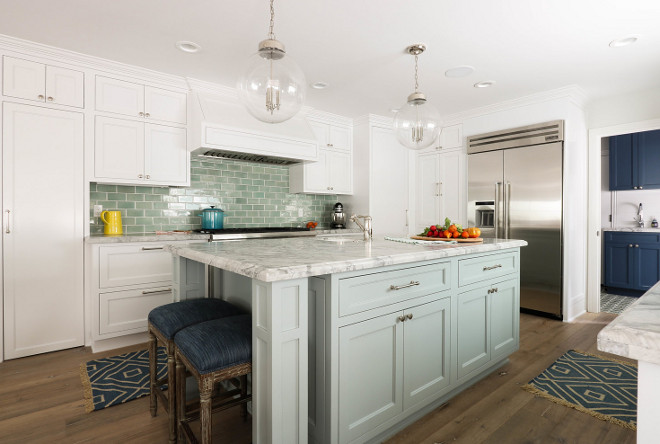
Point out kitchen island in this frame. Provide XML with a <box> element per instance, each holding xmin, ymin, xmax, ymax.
<box><xmin>598</xmin><ymin>281</ymin><xmax>660</xmax><ymax>444</ymax></box>
<box><xmin>166</xmin><ymin>235</ymin><xmax>527</xmax><ymax>444</ymax></box>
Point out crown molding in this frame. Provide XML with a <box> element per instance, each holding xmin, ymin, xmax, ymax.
<box><xmin>186</xmin><ymin>77</ymin><xmax>237</xmax><ymax>98</ymax></box>
<box><xmin>354</xmin><ymin>113</ymin><xmax>392</xmax><ymax>128</ymax></box>
<box><xmin>0</xmin><ymin>33</ymin><xmax>188</xmax><ymax>89</ymax></box>
<box><xmin>440</xmin><ymin>85</ymin><xmax>589</xmax><ymax>126</ymax></box>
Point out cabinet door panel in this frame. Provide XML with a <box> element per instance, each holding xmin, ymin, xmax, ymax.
<box><xmin>491</xmin><ymin>278</ymin><xmax>519</xmax><ymax>360</ymax></box>
<box><xmin>94</xmin><ymin>116</ymin><xmax>144</xmax><ymax>180</ymax></box>
<box><xmin>330</xmin><ymin>125</ymin><xmax>351</xmax><ymax>151</ymax></box>
<box><xmin>609</xmin><ymin>134</ymin><xmax>635</xmax><ymax>190</ymax></box>
<box><xmin>144</xmin><ymin>124</ymin><xmax>188</xmax><ymax>184</ymax></box>
<box><xmin>403</xmin><ymin>298</ymin><xmax>451</xmax><ymax>410</ymax></box>
<box><xmin>95</xmin><ymin>76</ymin><xmax>143</xmax><ymax>118</ymax></box>
<box><xmin>303</xmin><ymin>150</ymin><xmax>329</xmax><ymax>193</ymax></box>
<box><xmin>439</xmin><ymin>150</ymin><xmax>465</xmax><ymax>224</ymax></box>
<box><xmin>46</xmin><ymin>65</ymin><xmax>84</xmax><ymax>108</ymax></box>
<box><xmin>636</xmin><ymin>244</ymin><xmax>660</xmax><ymax>290</ymax></box>
<box><xmin>144</xmin><ymin>86</ymin><xmax>187</xmax><ymax>124</ymax></box>
<box><xmin>308</xmin><ymin>121</ymin><xmax>329</xmax><ymax>148</ymax></box>
<box><xmin>604</xmin><ymin>242</ymin><xmax>634</xmax><ymax>289</ymax></box>
<box><xmin>3</xmin><ymin>103</ymin><xmax>84</xmax><ymax>359</ymax></box>
<box><xmin>99</xmin><ymin>287</ymin><xmax>173</xmax><ymax>335</ymax></box>
<box><xmin>637</xmin><ymin>130</ymin><xmax>660</xmax><ymax>190</ymax></box>
<box><xmin>339</xmin><ymin>314</ymin><xmax>403</xmax><ymax>444</ymax></box>
<box><xmin>457</xmin><ymin>287</ymin><xmax>490</xmax><ymax>379</ymax></box>
<box><xmin>99</xmin><ymin>244</ymin><xmax>173</xmax><ymax>288</ymax></box>
<box><xmin>416</xmin><ymin>152</ymin><xmax>440</xmax><ymax>231</ymax></box>
<box><xmin>2</xmin><ymin>56</ymin><xmax>45</xmax><ymax>102</ymax></box>
<box><xmin>328</xmin><ymin>150</ymin><xmax>352</xmax><ymax>194</ymax></box>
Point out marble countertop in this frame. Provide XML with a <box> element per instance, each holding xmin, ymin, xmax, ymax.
<box><xmin>165</xmin><ymin>236</ymin><xmax>527</xmax><ymax>282</ymax></box>
<box><xmin>85</xmin><ymin>228</ymin><xmax>358</xmax><ymax>244</ymax></box>
<box><xmin>602</xmin><ymin>227</ymin><xmax>660</xmax><ymax>233</ymax></box>
<box><xmin>598</xmin><ymin>282</ymin><xmax>660</xmax><ymax>365</ymax></box>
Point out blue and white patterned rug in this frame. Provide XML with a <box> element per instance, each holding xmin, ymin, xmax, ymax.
<box><xmin>81</xmin><ymin>347</ymin><xmax>167</xmax><ymax>412</ymax></box>
<box><xmin>523</xmin><ymin>350</ymin><xmax>637</xmax><ymax>430</ymax></box>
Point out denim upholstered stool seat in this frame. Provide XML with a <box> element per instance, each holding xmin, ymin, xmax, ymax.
<box><xmin>148</xmin><ymin>299</ymin><xmax>243</xmax><ymax>444</ymax></box>
<box><xmin>174</xmin><ymin>314</ymin><xmax>252</xmax><ymax>444</ymax></box>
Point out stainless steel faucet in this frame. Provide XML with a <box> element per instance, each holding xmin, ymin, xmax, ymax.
<box><xmin>638</xmin><ymin>203</ymin><xmax>644</xmax><ymax>228</ymax></box>
<box><xmin>350</xmin><ymin>214</ymin><xmax>373</xmax><ymax>240</ymax></box>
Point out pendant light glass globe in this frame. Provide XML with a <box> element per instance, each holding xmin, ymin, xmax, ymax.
<box><xmin>393</xmin><ymin>93</ymin><xmax>441</xmax><ymax>150</ymax></box>
<box><xmin>237</xmin><ymin>41</ymin><xmax>306</xmax><ymax>124</ymax></box>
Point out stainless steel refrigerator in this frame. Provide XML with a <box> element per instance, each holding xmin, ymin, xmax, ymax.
<box><xmin>467</xmin><ymin>121</ymin><xmax>563</xmax><ymax>319</ymax></box>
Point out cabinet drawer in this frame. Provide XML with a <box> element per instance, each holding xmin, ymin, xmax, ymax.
<box><xmin>604</xmin><ymin>231</ymin><xmax>660</xmax><ymax>244</ymax></box>
<box><xmin>99</xmin><ymin>286</ymin><xmax>173</xmax><ymax>335</ymax></box>
<box><xmin>458</xmin><ymin>252</ymin><xmax>517</xmax><ymax>287</ymax></box>
<box><xmin>339</xmin><ymin>262</ymin><xmax>450</xmax><ymax>317</ymax></box>
<box><xmin>99</xmin><ymin>244</ymin><xmax>172</xmax><ymax>288</ymax></box>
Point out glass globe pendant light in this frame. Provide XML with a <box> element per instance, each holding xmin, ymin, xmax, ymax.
<box><xmin>237</xmin><ymin>0</ymin><xmax>306</xmax><ymax>123</ymax></box>
<box><xmin>393</xmin><ymin>44</ymin><xmax>441</xmax><ymax>150</ymax></box>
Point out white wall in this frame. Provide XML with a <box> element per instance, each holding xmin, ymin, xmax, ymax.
<box><xmin>587</xmin><ymin>87</ymin><xmax>660</xmax><ymax>129</ymax></box>
<box><xmin>449</xmin><ymin>92</ymin><xmax>589</xmax><ymax>321</ymax></box>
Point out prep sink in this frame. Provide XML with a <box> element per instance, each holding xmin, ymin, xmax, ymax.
<box><xmin>316</xmin><ymin>233</ymin><xmax>365</xmax><ymax>244</ymax></box>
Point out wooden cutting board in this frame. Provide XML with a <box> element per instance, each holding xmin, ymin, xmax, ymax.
<box><xmin>411</xmin><ymin>235</ymin><xmax>484</xmax><ymax>243</ymax></box>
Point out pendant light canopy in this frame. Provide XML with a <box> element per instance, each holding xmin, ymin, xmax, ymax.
<box><xmin>393</xmin><ymin>44</ymin><xmax>441</xmax><ymax>150</ymax></box>
<box><xmin>237</xmin><ymin>0</ymin><xmax>306</xmax><ymax>124</ymax></box>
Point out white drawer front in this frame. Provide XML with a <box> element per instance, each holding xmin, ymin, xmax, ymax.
<box><xmin>99</xmin><ymin>287</ymin><xmax>172</xmax><ymax>335</ymax></box>
<box><xmin>99</xmin><ymin>244</ymin><xmax>172</xmax><ymax>288</ymax></box>
<box><xmin>458</xmin><ymin>252</ymin><xmax>517</xmax><ymax>287</ymax></box>
<box><xmin>339</xmin><ymin>261</ymin><xmax>450</xmax><ymax>317</ymax></box>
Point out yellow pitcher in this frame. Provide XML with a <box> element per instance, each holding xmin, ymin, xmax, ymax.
<box><xmin>101</xmin><ymin>210</ymin><xmax>123</xmax><ymax>235</ymax></box>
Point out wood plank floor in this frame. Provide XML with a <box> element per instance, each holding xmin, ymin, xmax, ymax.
<box><xmin>0</xmin><ymin>312</ymin><xmax>635</xmax><ymax>443</ymax></box>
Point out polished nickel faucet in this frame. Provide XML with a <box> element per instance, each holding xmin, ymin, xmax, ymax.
<box><xmin>638</xmin><ymin>203</ymin><xmax>644</xmax><ymax>228</ymax></box>
<box><xmin>350</xmin><ymin>214</ymin><xmax>373</xmax><ymax>240</ymax></box>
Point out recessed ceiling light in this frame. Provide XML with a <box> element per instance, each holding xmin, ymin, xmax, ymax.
<box><xmin>311</xmin><ymin>81</ymin><xmax>329</xmax><ymax>89</ymax></box>
<box><xmin>175</xmin><ymin>41</ymin><xmax>201</xmax><ymax>53</ymax></box>
<box><xmin>474</xmin><ymin>80</ymin><xmax>496</xmax><ymax>88</ymax></box>
<box><xmin>445</xmin><ymin>65</ymin><xmax>475</xmax><ymax>78</ymax></box>
<box><xmin>609</xmin><ymin>35</ymin><xmax>639</xmax><ymax>48</ymax></box>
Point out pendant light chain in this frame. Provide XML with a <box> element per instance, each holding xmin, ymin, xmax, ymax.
<box><xmin>268</xmin><ymin>0</ymin><xmax>276</xmax><ymax>39</ymax></box>
<box><xmin>414</xmin><ymin>54</ymin><xmax>419</xmax><ymax>93</ymax></box>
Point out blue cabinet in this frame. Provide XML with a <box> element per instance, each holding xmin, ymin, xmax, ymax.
<box><xmin>609</xmin><ymin>130</ymin><xmax>660</xmax><ymax>190</ymax></box>
<box><xmin>604</xmin><ymin>232</ymin><xmax>660</xmax><ymax>292</ymax></box>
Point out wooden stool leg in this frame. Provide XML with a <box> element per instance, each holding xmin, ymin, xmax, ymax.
<box><xmin>240</xmin><ymin>375</ymin><xmax>248</xmax><ymax>421</ymax></box>
<box><xmin>176</xmin><ymin>353</ymin><xmax>186</xmax><ymax>444</ymax></box>
<box><xmin>148</xmin><ymin>329</ymin><xmax>157</xmax><ymax>417</ymax></box>
<box><xmin>167</xmin><ymin>341</ymin><xmax>177</xmax><ymax>444</ymax></box>
<box><xmin>199</xmin><ymin>376</ymin><xmax>214</xmax><ymax>444</ymax></box>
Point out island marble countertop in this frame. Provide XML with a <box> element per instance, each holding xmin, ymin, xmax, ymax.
<box><xmin>165</xmin><ymin>236</ymin><xmax>527</xmax><ymax>282</ymax></box>
<box><xmin>602</xmin><ymin>227</ymin><xmax>660</xmax><ymax>233</ymax></box>
<box><xmin>598</xmin><ymin>282</ymin><xmax>660</xmax><ymax>365</ymax></box>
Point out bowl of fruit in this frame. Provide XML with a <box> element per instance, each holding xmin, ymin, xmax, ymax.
<box><xmin>412</xmin><ymin>218</ymin><xmax>482</xmax><ymax>242</ymax></box>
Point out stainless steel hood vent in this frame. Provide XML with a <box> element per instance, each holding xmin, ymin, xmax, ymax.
<box><xmin>467</xmin><ymin>120</ymin><xmax>564</xmax><ymax>154</ymax></box>
<box><xmin>194</xmin><ymin>149</ymin><xmax>300</xmax><ymax>166</ymax></box>
<box><xmin>189</xmin><ymin>90</ymin><xmax>318</xmax><ymax>165</ymax></box>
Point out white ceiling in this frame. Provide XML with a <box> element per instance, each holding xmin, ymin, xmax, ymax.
<box><xmin>2</xmin><ymin>0</ymin><xmax>660</xmax><ymax>118</ymax></box>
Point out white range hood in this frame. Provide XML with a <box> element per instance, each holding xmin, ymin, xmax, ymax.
<box><xmin>189</xmin><ymin>90</ymin><xmax>318</xmax><ymax>165</ymax></box>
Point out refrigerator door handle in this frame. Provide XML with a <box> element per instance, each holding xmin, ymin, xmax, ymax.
<box><xmin>504</xmin><ymin>182</ymin><xmax>511</xmax><ymax>239</ymax></box>
<box><xmin>495</xmin><ymin>182</ymin><xmax>501</xmax><ymax>237</ymax></box>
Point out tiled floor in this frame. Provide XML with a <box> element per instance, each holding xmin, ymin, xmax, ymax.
<box><xmin>600</xmin><ymin>291</ymin><xmax>637</xmax><ymax>315</ymax></box>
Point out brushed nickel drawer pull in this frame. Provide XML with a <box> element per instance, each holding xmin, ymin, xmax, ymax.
<box><xmin>406</xmin><ymin>313</ymin><xmax>413</xmax><ymax>320</ymax></box>
<box><xmin>389</xmin><ymin>280</ymin><xmax>420</xmax><ymax>291</ymax></box>
<box><xmin>142</xmin><ymin>288</ymin><xmax>172</xmax><ymax>295</ymax></box>
<box><xmin>141</xmin><ymin>246</ymin><xmax>164</xmax><ymax>250</ymax></box>
<box><xmin>5</xmin><ymin>209</ymin><xmax>10</xmax><ymax>234</ymax></box>
<box><xmin>397</xmin><ymin>315</ymin><xmax>406</xmax><ymax>322</ymax></box>
<box><xmin>493</xmin><ymin>287</ymin><xmax>498</xmax><ymax>293</ymax></box>
<box><xmin>483</xmin><ymin>264</ymin><xmax>502</xmax><ymax>271</ymax></box>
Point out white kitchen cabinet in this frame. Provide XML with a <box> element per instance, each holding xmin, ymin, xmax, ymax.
<box><xmin>437</xmin><ymin>124</ymin><xmax>463</xmax><ymax>150</ymax></box>
<box><xmin>289</xmin><ymin>118</ymin><xmax>353</xmax><ymax>194</ymax></box>
<box><xmin>95</xmin><ymin>75</ymin><xmax>187</xmax><ymax>125</ymax></box>
<box><xmin>415</xmin><ymin>147</ymin><xmax>466</xmax><ymax>232</ymax></box>
<box><xmin>2</xmin><ymin>56</ymin><xmax>84</xmax><ymax>108</ymax></box>
<box><xmin>94</xmin><ymin>116</ymin><xmax>189</xmax><ymax>186</ymax></box>
<box><xmin>2</xmin><ymin>102</ymin><xmax>84</xmax><ymax>360</ymax></box>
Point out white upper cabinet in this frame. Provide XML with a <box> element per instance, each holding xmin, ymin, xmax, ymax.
<box><xmin>2</xmin><ymin>56</ymin><xmax>84</xmax><ymax>108</ymax></box>
<box><xmin>95</xmin><ymin>75</ymin><xmax>187</xmax><ymax>125</ymax></box>
<box><xmin>289</xmin><ymin>118</ymin><xmax>353</xmax><ymax>195</ymax></box>
<box><xmin>437</xmin><ymin>123</ymin><xmax>463</xmax><ymax>150</ymax></box>
<box><xmin>95</xmin><ymin>116</ymin><xmax>188</xmax><ymax>186</ymax></box>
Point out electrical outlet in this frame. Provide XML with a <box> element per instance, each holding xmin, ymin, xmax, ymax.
<box><xmin>93</xmin><ymin>205</ymin><xmax>103</xmax><ymax>217</ymax></box>
<box><xmin>298</xmin><ymin>208</ymin><xmax>304</xmax><ymax>217</ymax></box>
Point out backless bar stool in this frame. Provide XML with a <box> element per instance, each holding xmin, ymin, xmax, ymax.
<box><xmin>148</xmin><ymin>299</ymin><xmax>243</xmax><ymax>444</ymax></box>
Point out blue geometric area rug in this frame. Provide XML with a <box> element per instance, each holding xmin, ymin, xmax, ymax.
<box><xmin>522</xmin><ymin>350</ymin><xmax>637</xmax><ymax>430</ymax></box>
<box><xmin>80</xmin><ymin>347</ymin><xmax>167</xmax><ymax>412</ymax></box>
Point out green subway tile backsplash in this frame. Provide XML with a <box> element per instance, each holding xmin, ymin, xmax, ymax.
<box><xmin>90</xmin><ymin>158</ymin><xmax>339</xmax><ymax>234</ymax></box>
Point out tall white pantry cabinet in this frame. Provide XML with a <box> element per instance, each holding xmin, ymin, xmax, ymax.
<box><xmin>2</xmin><ymin>102</ymin><xmax>85</xmax><ymax>359</ymax></box>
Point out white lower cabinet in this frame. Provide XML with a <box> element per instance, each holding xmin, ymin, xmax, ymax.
<box><xmin>2</xmin><ymin>102</ymin><xmax>84</xmax><ymax>360</ymax></box>
<box><xmin>338</xmin><ymin>299</ymin><xmax>450</xmax><ymax>444</ymax></box>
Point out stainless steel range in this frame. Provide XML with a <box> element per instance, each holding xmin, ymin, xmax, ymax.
<box><xmin>194</xmin><ymin>227</ymin><xmax>316</xmax><ymax>242</ymax></box>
